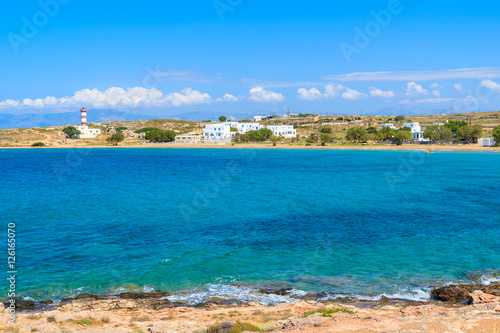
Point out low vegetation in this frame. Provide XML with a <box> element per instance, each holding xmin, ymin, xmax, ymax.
<box><xmin>302</xmin><ymin>306</ymin><xmax>357</xmax><ymax>318</ymax></box>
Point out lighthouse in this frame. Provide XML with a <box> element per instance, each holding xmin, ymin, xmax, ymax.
<box><xmin>81</xmin><ymin>107</ymin><xmax>87</xmax><ymax>125</ymax></box>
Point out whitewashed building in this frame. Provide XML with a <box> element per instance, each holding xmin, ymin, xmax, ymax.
<box><xmin>234</xmin><ymin>123</ymin><xmax>263</xmax><ymax>134</ymax></box>
<box><xmin>71</xmin><ymin>125</ymin><xmax>101</xmax><ymax>139</ymax></box>
<box><xmin>175</xmin><ymin>135</ymin><xmax>202</xmax><ymax>144</ymax></box>
<box><xmin>203</xmin><ymin>123</ymin><xmax>232</xmax><ymax>141</ymax></box>
<box><xmin>403</xmin><ymin>123</ymin><xmax>428</xmax><ymax>142</ymax></box>
<box><xmin>381</xmin><ymin>123</ymin><xmax>397</xmax><ymax>130</ymax></box>
<box><xmin>478</xmin><ymin>138</ymin><xmax>496</xmax><ymax>147</ymax></box>
<box><xmin>267</xmin><ymin>125</ymin><xmax>297</xmax><ymax>138</ymax></box>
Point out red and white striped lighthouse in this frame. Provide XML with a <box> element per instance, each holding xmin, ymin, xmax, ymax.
<box><xmin>81</xmin><ymin>107</ymin><xmax>87</xmax><ymax>125</ymax></box>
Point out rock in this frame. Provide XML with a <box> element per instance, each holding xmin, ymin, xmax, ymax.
<box><xmin>258</xmin><ymin>288</ymin><xmax>292</xmax><ymax>296</ymax></box>
<box><xmin>5</xmin><ymin>299</ymin><xmax>36</xmax><ymax>310</ymax></box>
<box><xmin>29</xmin><ymin>324</ymin><xmax>60</xmax><ymax>333</ymax></box>
<box><xmin>147</xmin><ymin>325</ymin><xmax>171</xmax><ymax>333</ymax></box>
<box><xmin>279</xmin><ymin>315</ymin><xmax>329</xmax><ymax>329</ymax></box>
<box><xmin>468</xmin><ymin>290</ymin><xmax>500</xmax><ymax>304</ymax></box>
<box><xmin>19</xmin><ymin>327</ymin><xmax>34</xmax><ymax>333</ymax></box>
<box><xmin>118</xmin><ymin>291</ymin><xmax>169</xmax><ymax>299</ymax></box>
<box><xmin>431</xmin><ymin>284</ymin><xmax>500</xmax><ymax>302</ymax></box>
<box><xmin>74</xmin><ymin>328</ymin><xmax>126</xmax><ymax>333</ymax></box>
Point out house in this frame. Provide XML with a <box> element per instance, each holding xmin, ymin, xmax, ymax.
<box><xmin>203</xmin><ymin>123</ymin><xmax>232</xmax><ymax>141</ymax></box>
<box><xmin>234</xmin><ymin>123</ymin><xmax>263</xmax><ymax>134</ymax></box>
<box><xmin>478</xmin><ymin>138</ymin><xmax>496</xmax><ymax>147</ymax></box>
<box><xmin>267</xmin><ymin>125</ymin><xmax>297</xmax><ymax>138</ymax></box>
<box><xmin>72</xmin><ymin>125</ymin><xmax>101</xmax><ymax>139</ymax></box>
<box><xmin>282</xmin><ymin>113</ymin><xmax>299</xmax><ymax>118</ymax></box>
<box><xmin>252</xmin><ymin>115</ymin><xmax>275</xmax><ymax>122</ymax></box>
<box><xmin>175</xmin><ymin>135</ymin><xmax>202</xmax><ymax>144</ymax></box>
<box><xmin>403</xmin><ymin>123</ymin><xmax>428</xmax><ymax>142</ymax></box>
<box><xmin>381</xmin><ymin>123</ymin><xmax>397</xmax><ymax>130</ymax></box>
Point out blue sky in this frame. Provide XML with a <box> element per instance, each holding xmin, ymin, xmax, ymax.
<box><xmin>1</xmin><ymin>0</ymin><xmax>500</xmax><ymax>119</ymax></box>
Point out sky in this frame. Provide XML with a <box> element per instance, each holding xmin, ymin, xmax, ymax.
<box><xmin>1</xmin><ymin>0</ymin><xmax>500</xmax><ymax>119</ymax></box>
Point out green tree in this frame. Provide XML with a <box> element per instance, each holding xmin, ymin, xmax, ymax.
<box><xmin>377</xmin><ymin>127</ymin><xmax>396</xmax><ymax>141</ymax></box>
<box><xmin>423</xmin><ymin>125</ymin><xmax>452</xmax><ymax>142</ymax></box>
<box><xmin>319</xmin><ymin>127</ymin><xmax>332</xmax><ymax>134</ymax></box>
<box><xmin>145</xmin><ymin>129</ymin><xmax>176</xmax><ymax>143</ymax></box>
<box><xmin>62</xmin><ymin>126</ymin><xmax>81</xmax><ymax>138</ymax></box>
<box><xmin>115</xmin><ymin>127</ymin><xmax>127</xmax><ymax>133</ymax></box>
<box><xmin>230</xmin><ymin>127</ymin><xmax>238</xmax><ymax>132</ymax></box>
<box><xmin>366</xmin><ymin>127</ymin><xmax>378</xmax><ymax>134</ymax></box>
<box><xmin>218</xmin><ymin>116</ymin><xmax>227</xmax><ymax>122</ymax></box>
<box><xmin>444</xmin><ymin>120</ymin><xmax>467</xmax><ymax>134</ymax></box>
<box><xmin>395</xmin><ymin>115</ymin><xmax>405</xmax><ymax>122</ymax></box>
<box><xmin>394</xmin><ymin>130</ymin><xmax>412</xmax><ymax>145</ymax></box>
<box><xmin>346</xmin><ymin>127</ymin><xmax>368</xmax><ymax>142</ymax></box>
<box><xmin>492</xmin><ymin>125</ymin><xmax>500</xmax><ymax>143</ymax></box>
<box><xmin>134</xmin><ymin>127</ymin><xmax>159</xmax><ymax>134</ymax></box>
<box><xmin>320</xmin><ymin>133</ymin><xmax>332</xmax><ymax>144</ymax></box>
<box><xmin>457</xmin><ymin>124</ymin><xmax>483</xmax><ymax>143</ymax></box>
<box><xmin>106</xmin><ymin>132</ymin><xmax>125</xmax><ymax>145</ymax></box>
<box><xmin>31</xmin><ymin>142</ymin><xmax>46</xmax><ymax>147</ymax></box>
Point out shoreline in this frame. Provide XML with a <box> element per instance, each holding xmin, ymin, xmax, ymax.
<box><xmin>3</xmin><ymin>283</ymin><xmax>499</xmax><ymax>333</ymax></box>
<box><xmin>2</xmin><ymin>143</ymin><xmax>500</xmax><ymax>152</ymax></box>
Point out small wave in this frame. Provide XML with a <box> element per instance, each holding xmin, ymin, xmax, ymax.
<box><xmin>164</xmin><ymin>284</ymin><xmax>303</xmax><ymax>306</ymax></box>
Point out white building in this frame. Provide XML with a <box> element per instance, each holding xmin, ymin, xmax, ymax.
<box><xmin>71</xmin><ymin>125</ymin><xmax>101</xmax><ymax>139</ymax></box>
<box><xmin>282</xmin><ymin>113</ymin><xmax>299</xmax><ymax>118</ymax></box>
<box><xmin>203</xmin><ymin>123</ymin><xmax>232</xmax><ymax>141</ymax></box>
<box><xmin>234</xmin><ymin>123</ymin><xmax>263</xmax><ymax>134</ymax></box>
<box><xmin>252</xmin><ymin>115</ymin><xmax>275</xmax><ymax>122</ymax></box>
<box><xmin>478</xmin><ymin>138</ymin><xmax>496</xmax><ymax>147</ymax></box>
<box><xmin>381</xmin><ymin>123</ymin><xmax>397</xmax><ymax>130</ymax></box>
<box><xmin>403</xmin><ymin>123</ymin><xmax>428</xmax><ymax>142</ymax></box>
<box><xmin>175</xmin><ymin>135</ymin><xmax>202</xmax><ymax>144</ymax></box>
<box><xmin>267</xmin><ymin>125</ymin><xmax>297</xmax><ymax>138</ymax></box>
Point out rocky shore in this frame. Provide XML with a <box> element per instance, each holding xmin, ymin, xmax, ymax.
<box><xmin>2</xmin><ymin>283</ymin><xmax>500</xmax><ymax>333</ymax></box>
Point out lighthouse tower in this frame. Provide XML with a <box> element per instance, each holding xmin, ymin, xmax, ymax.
<box><xmin>81</xmin><ymin>107</ymin><xmax>87</xmax><ymax>125</ymax></box>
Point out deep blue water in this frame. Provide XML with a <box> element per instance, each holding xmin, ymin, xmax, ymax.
<box><xmin>1</xmin><ymin>148</ymin><xmax>499</xmax><ymax>304</ymax></box>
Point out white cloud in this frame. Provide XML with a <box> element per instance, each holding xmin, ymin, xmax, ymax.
<box><xmin>216</xmin><ymin>93</ymin><xmax>238</xmax><ymax>102</ymax></box>
<box><xmin>454</xmin><ymin>83</ymin><xmax>463</xmax><ymax>91</ymax></box>
<box><xmin>432</xmin><ymin>90</ymin><xmax>441</xmax><ymax>97</ymax></box>
<box><xmin>406</xmin><ymin>82</ymin><xmax>428</xmax><ymax>96</ymax></box>
<box><xmin>249</xmin><ymin>87</ymin><xmax>285</xmax><ymax>103</ymax></box>
<box><xmin>342</xmin><ymin>88</ymin><xmax>367</xmax><ymax>101</ymax></box>
<box><xmin>324</xmin><ymin>84</ymin><xmax>345</xmax><ymax>98</ymax></box>
<box><xmin>297</xmin><ymin>87</ymin><xmax>324</xmax><ymax>101</ymax></box>
<box><xmin>322</xmin><ymin>67</ymin><xmax>500</xmax><ymax>82</ymax></box>
<box><xmin>0</xmin><ymin>87</ymin><xmax>218</xmax><ymax>111</ymax></box>
<box><xmin>480</xmin><ymin>79</ymin><xmax>500</xmax><ymax>93</ymax></box>
<box><xmin>369</xmin><ymin>87</ymin><xmax>395</xmax><ymax>98</ymax></box>
<box><xmin>430</xmin><ymin>83</ymin><xmax>441</xmax><ymax>89</ymax></box>
<box><xmin>297</xmin><ymin>84</ymin><xmax>345</xmax><ymax>101</ymax></box>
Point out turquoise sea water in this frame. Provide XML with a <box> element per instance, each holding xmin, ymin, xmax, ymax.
<box><xmin>2</xmin><ymin>148</ymin><xmax>499</xmax><ymax>304</ymax></box>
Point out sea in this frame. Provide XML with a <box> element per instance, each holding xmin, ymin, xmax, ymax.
<box><xmin>2</xmin><ymin>148</ymin><xmax>499</xmax><ymax>305</ymax></box>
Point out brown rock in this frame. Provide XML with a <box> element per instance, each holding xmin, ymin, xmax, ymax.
<box><xmin>431</xmin><ymin>284</ymin><xmax>500</xmax><ymax>302</ymax></box>
<box><xmin>118</xmin><ymin>291</ymin><xmax>169</xmax><ymax>299</ymax></box>
<box><xmin>468</xmin><ymin>290</ymin><xmax>500</xmax><ymax>304</ymax></box>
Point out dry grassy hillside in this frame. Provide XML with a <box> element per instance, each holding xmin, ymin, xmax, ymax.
<box><xmin>0</xmin><ymin>112</ymin><xmax>498</xmax><ymax>148</ymax></box>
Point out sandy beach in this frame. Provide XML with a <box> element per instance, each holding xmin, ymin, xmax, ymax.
<box><xmin>3</xmin><ymin>143</ymin><xmax>500</xmax><ymax>152</ymax></box>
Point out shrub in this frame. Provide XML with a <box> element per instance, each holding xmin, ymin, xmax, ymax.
<box><xmin>76</xmin><ymin>318</ymin><xmax>92</xmax><ymax>325</ymax></box>
<box><xmin>131</xmin><ymin>316</ymin><xmax>151</xmax><ymax>322</ymax></box>
<box><xmin>106</xmin><ymin>132</ymin><xmax>125</xmax><ymax>145</ymax></box>
<box><xmin>394</xmin><ymin>115</ymin><xmax>405</xmax><ymax>121</ymax></box>
<box><xmin>134</xmin><ymin>127</ymin><xmax>158</xmax><ymax>134</ymax></box>
<box><xmin>31</xmin><ymin>142</ymin><xmax>46</xmax><ymax>147</ymax></box>
<box><xmin>230</xmin><ymin>322</ymin><xmax>262</xmax><ymax>333</ymax></box>
<box><xmin>115</xmin><ymin>127</ymin><xmax>128</xmax><ymax>133</ymax></box>
<box><xmin>302</xmin><ymin>306</ymin><xmax>357</xmax><ymax>318</ymax></box>
<box><xmin>145</xmin><ymin>129</ymin><xmax>176</xmax><ymax>143</ymax></box>
<box><xmin>47</xmin><ymin>315</ymin><xmax>56</xmax><ymax>322</ymax></box>
<box><xmin>319</xmin><ymin>127</ymin><xmax>332</xmax><ymax>134</ymax></box>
